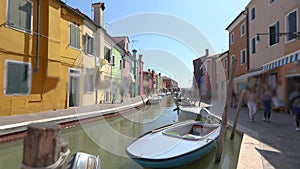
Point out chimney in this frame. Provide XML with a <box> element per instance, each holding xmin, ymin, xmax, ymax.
<box><xmin>92</xmin><ymin>2</ymin><xmax>105</xmax><ymax>27</ymax></box>
<box><xmin>205</xmin><ymin>49</ymin><xmax>209</xmax><ymax>57</ymax></box>
<box><xmin>132</xmin><ymin>49</ymin><xmax>137</xmax><ymax>59</ymax></box>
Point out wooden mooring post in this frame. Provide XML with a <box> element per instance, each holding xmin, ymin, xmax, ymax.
<box><xmin>230</xmin><ymin>89</ymin><xmax>246</xmax><ymax>140</ymax></box>
<box><xmin>215</xmin><ymin>59</ymin><xmax>236</xmax><ymax>162</ymax></box>
<box><xmin>22</xmin><ymin>123</ymin><xmax>69</xmax><ymax>169</ymax></box>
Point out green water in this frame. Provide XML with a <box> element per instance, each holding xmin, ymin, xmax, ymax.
<box><xmin>0</xmin><ymin>97</ymin><xmax>242</xmax><ymax>169</ymax></box>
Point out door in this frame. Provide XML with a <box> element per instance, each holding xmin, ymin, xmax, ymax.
<box><xmin>69</xmin><ymin>68</ymin><xmax>81</xmax><ymax>107</ymax></box>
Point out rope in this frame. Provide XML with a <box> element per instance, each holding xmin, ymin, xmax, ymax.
<box><xmin>21</xmin><ymin>149</ymin><xmax>70</xmax><ymax>169</ymax></box>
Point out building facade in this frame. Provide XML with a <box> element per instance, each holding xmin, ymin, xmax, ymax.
<box><xmin>246</xmin><ymin>0</ymin><xmax>300</xmax><ymax>112</ymax></box>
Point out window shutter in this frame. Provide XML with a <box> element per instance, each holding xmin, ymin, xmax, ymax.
<box><xmin>76</xmin><ymin>26</ymin><xmax>81</xmax><ymax>49</ymax></box>
<box><xmin>70</xmin><ymin>24</ymin><xmax>76</xmax><ymax>47</ymax></box>
<box><xmin>91</xmin><ymin>38</ymin><xmax>95</xmax><ymax>55</ymax></box>
<box><xmin>275</xmin><ymin>21</ymin><xmax>279</xmax><ymax>43</ymax></box>
<box><xmin>84</xmin><ymin>34</ymin><xmax>88</xmax><ymax>54</ymax></box>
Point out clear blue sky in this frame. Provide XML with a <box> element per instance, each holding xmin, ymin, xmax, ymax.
<box><xmin>66</xmin><ymin>0</ymin><xmax>250</xmax><ymax>88</ymax></box>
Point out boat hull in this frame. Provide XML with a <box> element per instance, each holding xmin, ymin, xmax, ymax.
<box><xmin>126</xmin><ymin>120</ymin><xmax>220</xmax><ymax>168</ymax></box>
<box><xmin>128</xmin><ymin>137</ymin><xmax>218</xmax><ymax>168</ymax></box>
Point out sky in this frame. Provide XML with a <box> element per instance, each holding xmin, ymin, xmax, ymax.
<box><xmin>66</xmin><ymin>0</ymin><xmax>250</xmax><ymax>88</ymax></box>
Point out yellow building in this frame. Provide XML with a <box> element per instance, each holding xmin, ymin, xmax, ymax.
<box><xmin>0</xmin><ymin>0</ymin><xmax>85</xmax><ymax>116</ymax></box>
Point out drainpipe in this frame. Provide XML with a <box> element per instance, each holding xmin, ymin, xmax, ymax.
<box><xmin>35</xmin><ymin>0</ymin><xmax>41</xmax><ymax>72</ymax></box>
<box><xmin>245</xmin><ymin>7</ymin><xmax>250</xmax><ymax>72</ymax></box>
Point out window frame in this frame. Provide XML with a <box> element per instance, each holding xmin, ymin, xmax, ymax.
<box><xmin>230</xmin><ymin>32</ymin><xmax>235</xmax><ymax>45</ymax></box>
<box><xmin>4</xmin><ymin>60</ymin><xmax>32</xmax><ymax>96</ymax></box>
<box><xmin>251</xmin><ymin>7</ymin><xmax>256</xmax><ymax>21</ymax></box>
<box><xmin>251</xmin><ymin>36</ymin><xmax>256</xmax><ymax>55</ymax></box>
<box><xmin>240</xmin><ymin>23</ymin><xmax>245</xmax><ymax>37</ymax></box>
<box><xmin>69</xmin><ymin>22</ymin><xmax>81</xmax><ymax>50</ymax></box>
<box><xmin>269</xmin><ymin>21</ymin><xmax>280</xmax><ymax>47</ymax></box>
<box><xmin>240</xmin><ymin>49</ymin><xmax>246</xmax><ymax>65</ymax></box>
<box><xmin>6</xmin><ymin>0</ymin><xmax>33</xmax><ymax>34</ymax></box>
<box><xmin>104</xmin><ymin>47</ymin><xmax>111</xmax><ymax>63</ymax></box>
<box><xmin>224</xmin><ymin>58</ymin><xmax>228</xmax><ymax>70</ymax></box>
<box><xmin>84</xmin><ymin>68</ymin><xmax>95</xmax><ymax>93</ymax></box>
<box><xmin>269</xmin><ymin>0</ymin><xmax>276</xmax><ymax>5</ymax></box>
<box><xmin>84</xmin><ymin>33</ymin><xmax>95</xmax><ymax>56</ymax></box>
<box><xmin>285</xmin><ymin>9</ymin><xmax>298</xmax><ymax>43</ymax></box>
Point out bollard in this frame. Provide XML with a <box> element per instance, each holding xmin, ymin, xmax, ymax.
<box><xmin>22</xmin><ymin>122</ymin><xmax>69</xmax><ymax>169</ymax></box>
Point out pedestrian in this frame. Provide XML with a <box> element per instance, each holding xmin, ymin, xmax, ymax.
<box><xmin>288</xmin><ymin>83</ymin><xmax>300</xmax><ymax>113</ymax></box>
<box><xmin>292</xmin><ymin>96</ymin><xmax>300</xmax><ymax>132</ymax></box>
<box><xmin>246</xmin><ymin>87</ymin><xmax>258</xmax><ymax>122</ymax></box>
<box><xmin>262</xmin><ymin>84</ymin><xmax>272</xmax><ymax>122</ymax></box>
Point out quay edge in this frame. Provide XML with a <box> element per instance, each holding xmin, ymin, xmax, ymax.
<box><xmin>0</xmin><ymin>96</ymin><xmax>149</xmax><ymax>138</ymax></box>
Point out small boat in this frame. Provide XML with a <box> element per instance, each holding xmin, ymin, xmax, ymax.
<box><xmin>148</xmin><ymin>96</ymin><xmax>161</xmax><ymax>105</ymax></box>
<box><xmin>126</xmin><ymin>120</ymin><xmax>220</xmax><ymax>168</ymax></box>
<box><xmin>179</xmin><ymin>104</ymin><xmax>215</xmax><ymax>121</ymax></box>
<box><xmin>67</xmin><ymin>152</ymin><xmax>102</xmax><ymax>169</ymax></box>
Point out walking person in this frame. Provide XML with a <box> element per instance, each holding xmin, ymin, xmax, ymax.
<box><xmin>262</xmin><ymin>84</ymin><xmax>272</xmax><ymax>122</ymax></box>
<box><xmin>246</xmin><ymin>87</ymin><xmax>258</xmax><ymax>122</ymax></box>
<box><xmin>292</xmin><ymin>96</ymin><xmax>300</xmax><ymax>132</ymax></box>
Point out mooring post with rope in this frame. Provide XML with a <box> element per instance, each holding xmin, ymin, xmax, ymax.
<box><xmin>215</xmin><ymin>58</ymin><xmax>236</xmax><ymax>162</ymax></box>
<box><xmin>230</xmin><ymin>89</ymin><xmax>246</xmax><ymax>140</ymax></box>
<box><xmin>22</xmin><ymin>122</ymin><xmax>69</xmax><ymax>169</ymax></box>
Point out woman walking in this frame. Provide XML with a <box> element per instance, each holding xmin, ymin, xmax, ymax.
<box><xmin>262</xmin><ymin>84</ymin><xmax>272</xmax><ymax>122</ymax></box>
<box><xmin>247</xmin><ymin>87</ymin><xmax>258</xmax><ymax>122</ymax></box>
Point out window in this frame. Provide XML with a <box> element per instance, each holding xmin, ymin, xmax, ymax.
<box><xmin>112</xmin><ymin>56</ymin><xmax>115</xmax><ymax>66</ymax></box>
<box><xmin>123</xmin><ymin>58</ymin><xmax>126</xmax><ymax>68</ymax></box>
<box><xmin>84</xmin><ymin>68</ymin><xmax>95</xmax><ymax>93</ymax></box>
<box><xmin>84</xmin><ymin>34</ymin><xmax>95</xmax><ymax>56</ymax></box>
<box><xmin>224</xmin><ymin>58</ymin><xmax>228</xmax><ymax>70</ymax></box>
<box><xmin>241</xmin><ymin>23</ymin><xmax>245</xmax><ymax>36</ymax></box>
<box><xmin>240</xmin><ymin>49</ymin><xmax>246</xmax><ymax>65</ymax></box>
<box><xmin>230</xmin><ymin>33</ymin><xmax>234</xmax><ymax>44</ymax></box>
<box><xmin>119</xmin><ymin>60</ymin><xmax>122</xmax><ymax>69</ymax></box>
<box><xmin>231</xmin><ymin>55</ymin><xmax>235</xmax><ymax>65</ymax></box>
<box><xmin>286</xmin><ymin>10</ymin><xmax>298</xmax><ymax>42</ymax></box>
<box><xmin>269</xmin><ymin>21</ymin><xmax>279</xmax><ymax>46</ymax></box>
<box><xmin>69</xmin><ymin>23</ymin><xmax>81</xmax><ymax>49</ymax></box>
<box><xmin>4</xmin><ymin>60</ymin><xmax>31</xmax><ymax>95</ymax></box>
<box><xmin>6</xmin><ymin>0</ymin><xmax>33</xmax><ymax>33</ymax></box>
<box><xmin>104</xmin><ymin>47</ymin><xmax>111</xmax><ymax>63</ymax></box>
<box><xmin>251</xmin><ymin>7</ymin><xmax>256</xmax><ymax>21</ymax></box>
<box><xmin>251</xmin><ymin>37</ymin><xmax>256</xmax><ymax>54</ymax></box>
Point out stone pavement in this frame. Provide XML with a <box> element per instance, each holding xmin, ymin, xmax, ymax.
<box><xmin>227</xmin><ymin>106</ymin><xmax>300</xmax><ymax>169</ymax></box>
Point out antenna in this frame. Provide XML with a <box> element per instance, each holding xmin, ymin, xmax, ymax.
<box><xmin>90</xmin><ymin>0</ymin><xmax>93</xmax><ymax>19</ymax></box>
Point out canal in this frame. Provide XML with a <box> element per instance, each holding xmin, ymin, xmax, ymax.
<box><xmin>0</xmin><ymin>96</ymin><xmax>242</xmax><ymax>169</ymax></box>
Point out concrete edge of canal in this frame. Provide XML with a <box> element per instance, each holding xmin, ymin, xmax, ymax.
<box><xmin>226</xmin><ymin>119</ymin><xmax>265</xmax><ymax>169</ymax></box>
<box><xmin>0</xmin><ymin>96</ymin><xmax>149</xmax><ymax>139</ymax></box>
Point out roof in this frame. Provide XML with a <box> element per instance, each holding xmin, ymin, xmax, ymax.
<box><xmin>225</xmin><ymin>10</ymin><xmax>246</xmax><ymax>31</ymax></box>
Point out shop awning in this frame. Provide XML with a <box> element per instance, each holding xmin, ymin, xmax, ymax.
<box><xmin>234</xmin><ymin>69</ymin><xmax>265</xmax><ymax>82</ymax></box>
<box><xmin>263</xmin><ymin>50</ymin><xmax>300</xmax><ymax>71</ymax></box>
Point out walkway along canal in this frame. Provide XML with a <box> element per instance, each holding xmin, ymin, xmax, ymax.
<box><xmin>0</xmin><ymin>96</ymin><xmax>242</xmax><ymax>169</ymax></box>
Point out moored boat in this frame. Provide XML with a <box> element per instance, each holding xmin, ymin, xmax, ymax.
<box><xmin>126</xmin><ymin>120</ymin><xmax>220</xmax><ymax>168</ymax></box>
<box><xmin>148</xmin><ymin>96</ymin><xmax>161</xmax><ymax>105</ymax></box>
<box><xmin>67</xmin><ymin>152</ymin><xmax>102</xmax><ymax>169</ymax></box>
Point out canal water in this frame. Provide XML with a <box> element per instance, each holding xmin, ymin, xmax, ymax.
<box><xmin>0</xmin><ymin>96</ymin><xmax>242</xmax><ymax>169</ymax></box>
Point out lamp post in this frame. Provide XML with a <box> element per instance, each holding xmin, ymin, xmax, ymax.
<box><xmin>256</xmin><ymin>32</ymin><xmax>300</xmax><ymax>42</ymax></box>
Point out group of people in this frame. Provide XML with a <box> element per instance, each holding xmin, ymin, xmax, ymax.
<box><xmin>246</xmin><ymin>84</ymin><xmax>272</xmax><ymax>122</ymax></box>
<box><xmin>244</xmin><ymin>83</ymin><xmax>300</xmax><ymax>131</ymax></box>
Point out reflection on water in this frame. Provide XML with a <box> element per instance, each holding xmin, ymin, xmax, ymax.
<box><xmin>0</xmin><ymin>96</ymin><xmax>242</xmax><ymax>169</ymax></box>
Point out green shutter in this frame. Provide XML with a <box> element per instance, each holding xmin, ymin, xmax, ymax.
<box><xmin>70</xmin><ymin>24</ymin><xmax>76</xmax><ymax>47</ymax></box>
<box><xmin>84</xmin><ymin>34</ymin><xmax>88</xmax><ymax>54</ymax></box>
<box><xmin>76</xmin><ymin>27</ymin><xmax>80</xmax><ymax>49</ymax></box>
<box><xmin>91</xmin><ymin>37</ymin><xmax>95</xmax><ymax>55</ymax></box>
<box><xmin>6</xmin><ymin>62</ymin><xmax>30</xmax><ymax>94</ymax></box>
